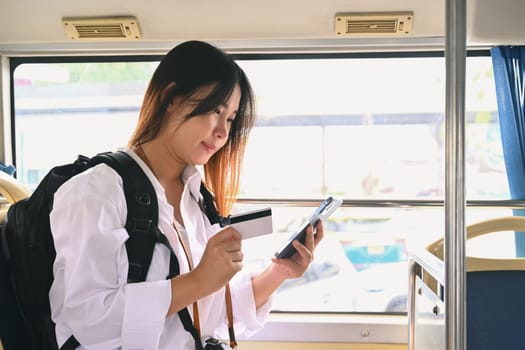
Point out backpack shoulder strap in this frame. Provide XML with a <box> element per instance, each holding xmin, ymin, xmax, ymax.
<box><xmin>92</xmin><ymin>151</ymin><xmax>215</xmax><ymax>350</ymax></box>
<box><xmin>89</xmin><ymin>151</ymin><xmax>160</xmax><ymax>283</ymax></box>
<box><xmin>60</xmin><ymin>150</ymin><xmax>162</xmax><ymax>350</ymax></box>
<box><xmin>59</xmin><ymin>151</ymin><xmax>207</xmax><ymax>350</ymax></box>
<box><xmin>199</xmin><ymin>182</ymin><xmax>222</xmax><ymax>226</ymax></box>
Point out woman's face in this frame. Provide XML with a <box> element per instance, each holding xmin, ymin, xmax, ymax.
<box><xmin>159</xmin><ymin>83</ymin><xmax>241</xmax><ymax>166</ymax></box>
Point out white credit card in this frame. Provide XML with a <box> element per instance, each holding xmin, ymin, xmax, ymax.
<box><xmin>227</xmin><ymin>207</ymin><xmax>273</xmax><ymax>239</ymax></box>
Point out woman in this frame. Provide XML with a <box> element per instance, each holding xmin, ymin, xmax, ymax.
<box><xmin>49</xmin><ymin>40</ymin><xmax>324</xmax><ymax>350</ymax></box>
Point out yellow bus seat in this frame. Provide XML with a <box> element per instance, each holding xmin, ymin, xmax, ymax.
<box><xmin>425</xmin><ymin>216</ymin><xmax>525</xmax><ymax>350</ymax></box>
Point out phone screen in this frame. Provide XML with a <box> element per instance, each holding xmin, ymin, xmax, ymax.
<box><xmin>274</xmin><ymin>196</ymin><xmax>342</xmax><ymax>259</ymax></box>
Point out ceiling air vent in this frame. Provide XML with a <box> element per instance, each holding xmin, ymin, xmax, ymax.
<box><xmin>335</xmin><ymin>12</ymin><xmax>413</xmax><ymax>37</ymax></box>
<box><xmin>63</xmin><ymin>16</ymin><xmax>141</xmax><ymax>41</ymax></box>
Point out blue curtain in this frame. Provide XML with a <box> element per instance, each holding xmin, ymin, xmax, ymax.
<box><xmin>491</xmin><ymin>46</ymin><xmax>525</xmax><ymax>256</ymax></box>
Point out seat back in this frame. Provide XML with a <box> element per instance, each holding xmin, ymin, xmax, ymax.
<box><xmin>0</xmin><ymin>172</ymin><xmax>31</xmax><ymax>350</ymax></box>
<box><xmin>425</xmin><ymin>216</ymin><xmax>525</xmax><ymax>350</ymax></box>
<box><xmin>467</xmin><ymin>269</ymin><xmax>525</xmax><ymax>350</ymax></box>
<box><xmin>0</xmin><ymin>171</ymin><xmax>30</xmax><ymax>222</ymax></box>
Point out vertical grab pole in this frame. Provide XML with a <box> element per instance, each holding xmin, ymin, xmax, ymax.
<box><xmin>444</xmin><ymin>0</ymin><xmax>467</xmax><ymax>349</ymax></box>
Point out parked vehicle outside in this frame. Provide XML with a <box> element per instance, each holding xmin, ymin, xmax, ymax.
<box><xmin>243</xmin><ymin>232</ymin><xmax>408</xmax><ymax>313</ymax></box>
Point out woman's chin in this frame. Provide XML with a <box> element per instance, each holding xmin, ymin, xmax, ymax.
<box><xmin>192</xmin><ymin>156</ymin><xmax>211</xmax><ymax>166</ymax></box>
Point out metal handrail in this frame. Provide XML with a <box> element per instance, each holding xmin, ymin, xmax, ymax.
<box><xmin>445</xmin><ymin>0</ymin><xmax>467</xmax><ymax>348</ymax></box>
<box><xmin>236</xmin><ymin>198</ymin><xmax>525</xmax><ymax>209</ymax></box>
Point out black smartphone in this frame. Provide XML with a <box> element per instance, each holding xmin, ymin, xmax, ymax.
<box><xmin>274</xmin><ymin>196</ymin><xmax>342</xmax><ymax>259</ymax></box>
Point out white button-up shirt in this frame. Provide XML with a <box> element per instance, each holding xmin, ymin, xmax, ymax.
<box><xmin>49</xmin><ymin>149</ymin><xmax>271</xmax><ymax>350</ymax></box>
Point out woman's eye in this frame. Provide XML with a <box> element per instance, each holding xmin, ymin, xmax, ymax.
<box><xmin>214</xmin><ymin>108</ymin><xmax>221</xmax><ymax>115</ymax></box>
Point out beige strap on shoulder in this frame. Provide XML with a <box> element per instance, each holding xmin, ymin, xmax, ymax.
<box><xmin>174</xmin><ymin>223</ymin><xmax>202</xmax><ymax>335</ymax></box>
<box><xmin>225</xmin><ymin>283</ymin><xmax>237</xmax><ymax>349</ymax></box>
<box><xmin>174</xmin><ymin>223</ymin><xmax>236</xmax><ymax>348</ymax></box>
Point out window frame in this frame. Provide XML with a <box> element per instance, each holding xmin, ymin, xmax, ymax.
<box><xmin>6</xmin><ymin>49</ymin><xmax>515</xmax><ymax>344</ymax></box>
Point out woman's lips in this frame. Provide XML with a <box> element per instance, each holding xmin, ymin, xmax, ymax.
<box><xmin>202</xmin><ymin>142</ymin><xmax>216</xmax><ymax>153</ymax></box>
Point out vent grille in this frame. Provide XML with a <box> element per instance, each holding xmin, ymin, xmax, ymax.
<box><xmin>335</xmin><ymin>12</ymin><xmax>413</xmax><ymax>37</ymax></box>
<box><xmin>63</xmin><ymin>16</ymin><xmax>141</xmax><ymax>41</ymax></box>
<box><xmin>346</xmin><ymin>20</ymin><xmax>397</xmax><ymax>34</ymax></box>
<box><xmin>74</xmin><ymin>24</ymin><xmax>127</xmax><ymax>39</ymax></box>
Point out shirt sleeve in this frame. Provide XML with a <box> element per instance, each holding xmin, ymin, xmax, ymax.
<box><xmin>50</xmin><ymin>165</ymin><xmax>172</xmax><ymax>349</ymax></box>
<box><xmin>228</xmin><ymin>269</ymin><xmax>273</xmax><ymax>337</ymax></box>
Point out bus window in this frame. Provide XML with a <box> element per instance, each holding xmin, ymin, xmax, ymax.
<box><xmin>11</xmin><ymin>52</ymin><xmax>508</xmax><ymax>314</ymax></box>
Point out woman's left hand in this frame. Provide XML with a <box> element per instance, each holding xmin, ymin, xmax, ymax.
<box><xmin>251</xmin><ymin>220</ymin><xmax>324</xmax><ymax>308</ymax></box>
<box><xmin>271</xmin><ymin>220</ymin><xmax>324</xmax><ymax>279</ymax></box>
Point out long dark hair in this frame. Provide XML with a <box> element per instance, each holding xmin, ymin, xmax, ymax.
<box><xmin>128</xmin><ymin>40</ymin><xmax>255</xmax><ymax>215</ymax></box>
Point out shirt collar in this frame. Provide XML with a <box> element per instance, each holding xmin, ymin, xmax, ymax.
<box><xmin>123</xmin><ymin>147</ymin><xmax>204</xmax><ymax>205</ymax></box>
<box><xmin>181</xmin><ymin>163</ymin><xmax>203</xmax><ymax>202</ymax></box>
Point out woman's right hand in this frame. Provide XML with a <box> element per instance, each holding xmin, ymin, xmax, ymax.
<box><xmin>193</xmin><ymin>227</ymin><xmax>243</xmax><ymax>294</ymax></box>
<box><xmin>167</xmin><ymin>227</ymin><xmax>242</xmax><ymax>316</ymax></box>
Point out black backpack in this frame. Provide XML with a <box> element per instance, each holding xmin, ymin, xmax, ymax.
<box><xmin>0</xmin><ymin>150</ymin><xmax>220</xmax><ymax>350</ymax></box>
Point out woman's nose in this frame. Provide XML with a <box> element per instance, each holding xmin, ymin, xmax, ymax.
<box><xmin>214</xmin><ymin>118</ymin><xmax>228</xmax><ymax>138</ymax></box>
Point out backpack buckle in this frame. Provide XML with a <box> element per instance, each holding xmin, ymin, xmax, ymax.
<box><xmin>131</xmin><ymin>219</ymin><xmax>153</xmax><ymax>234</ymax></box>
<box><xmin>219</xmin><ymin>216</ymin><xmax>231</xmax><ymax>227</ymax></box>
<box><xmin>135</xmin><ymin>192</ymin><xmax>151</xmax><ymax>206</ymax></box>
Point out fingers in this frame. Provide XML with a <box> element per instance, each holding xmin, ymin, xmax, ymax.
<box><xmin>212</xmin><ymin>226</ymin><xmax>242</xmax><ymax>242</ymax></box>
<box><xmin>305</xmin><ymin>223</ymin><xmax>315</xmax><ymax>250</ymax></box>
<box><xmin>289</xmin><ymin>224</ymin><xmax>314</xmax><ymax>262</ymax></box>
<box><xmin>292</xmin><ymin>239</ymin><xmax>314</xmax><ymax>262</ymax></box>
<box><xmin>195</xmin><ymin>227</ymin><xmax>244</xmax><ymax>293</ymax></box>
<box><xmin>291</xmin><ymin>221</ymin><xmax>325</xmax><ymax>262</ymax></box>
<box><xmin>229</xmin><ymin>250</ymin><xmax>244</xmax><ymax>263</ymax></box>
<box><xmin>218</xmin><ymin>228</ymin><xmax>242</xmax><ymax>257</ymax></box>
<box><xmin>314</xmin><ymin>220</ymin><xmax>324</xmax><ymax>246</ymax></box>
<box><xmin>212</xmin><ymin>227</ymin><xmax>242</xmax><ymax>260</ymax></box>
